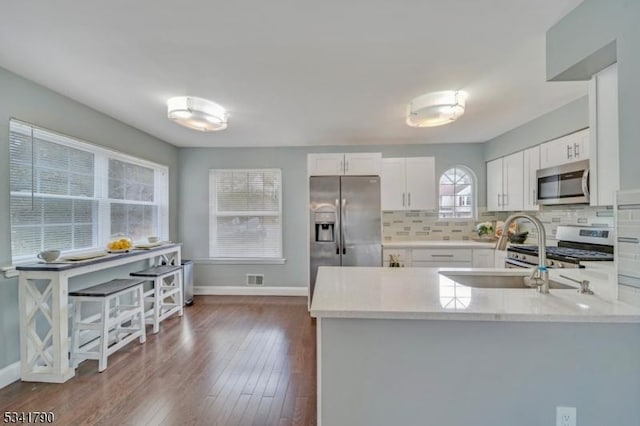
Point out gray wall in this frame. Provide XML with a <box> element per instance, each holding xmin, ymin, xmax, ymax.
<box><xmin>0</xmin><ymin>67</ymin><xmax>178</xmax><ymax>371</ymax></box>
<box><xmin>547</xmin><ymin>0</ymin><xmax>640</xmax><ymax>190</ymax></box>
<box><xmin>178</xmin><ymin>143</ymin><xmax>485</xmax><ymax>288</ymax></box>
<box><xmin>484</xmin><ymin>96</ymin><xmax>589</xmax><ymax>161</ymax></box>
<box><xmin>321</xmin><ymin>318</ymin><xmax>640</xmax><ymax>426</ymax></box>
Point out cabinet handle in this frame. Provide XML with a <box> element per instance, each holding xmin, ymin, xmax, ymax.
<box><xmin>345</xmin><ymin>160</ymin><xmax>349</xmax><ymax>172</ymax></box>
<box><xmin>402</xmin><ymin>192</ymin><xmax>406</xmax><ymax>207</ymax></box>
<box><xmin>408</xmin><ymin>192</ymin><xmax>411</xmax><ymax>207</ymax></box>
<box><xmin>503</xmin><ymin>193</ymin><xmax>508</xmax><ymax>207</ymax></box>
<box><xmin>618</xmin><ymin>237</ymin><xmax>640</xmax><ymax>244</ymax></box>
<box><xmin>567</xmin><ymin>145</ymin><xmax>573</xmax><ymax>160</ymax></box>
<box><xmin>431</xmin><ymin>254</ymin><xmax>454</xmax><ymax>258</ymax></box>
<box><xmin>533</xmin><ymin>189</ymin><xmax>537</xmax><ymax>206</ymax></box>
<box><xmin>574</xmin><ymin>143</ymin><xmax>580</xmax><ymax>158</ymax></box>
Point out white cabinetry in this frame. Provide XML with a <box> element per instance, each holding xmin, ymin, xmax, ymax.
<box><xmin>589</xmin><ymin>63</ymin><xmax>619</xmax><ymax>206</ymax></box>
<box><xmin>382</xmin><ymin>248</ymin><xmax>410</xmax><ymax>267</ymax></box>
<box><xmin>539</xmin><ymin>129</ymin><xmax>590</xmax><ymax>169</ymax></box>
<box><xmin>412</xmin><ymin>248</ymin><xmax>472</xmax><ymax>268</ymax></box>
<box><xmin>523</xmin><ymin>146</ymin><xmax>540</xmax><ymax>211</ymax></box>
<box><xmin>486</xmin><ymin>152</ymin><xmax>523</xmax><ymax>212</ymax></box>
<box><xmin>308</xmin><ymin>152</ymin><xmax>382</xmax><ymax>176</ymax></box>
<box><xmin>382</xmin><ymin>157</ymin><xmax>436</xmax><ymax>211</ymax></box>
<box><xmin>472</xmin><ymin>249</ymin><xmax>495</xmax><ymax>268</ymax></box>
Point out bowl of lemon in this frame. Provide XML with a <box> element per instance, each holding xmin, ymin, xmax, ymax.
<box><xmin>107</xmin><ymin>235</ymin><xmax>133</xmax><ymax>253</ymax></box>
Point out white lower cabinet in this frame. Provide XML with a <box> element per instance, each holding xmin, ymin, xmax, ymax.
<box><xmin>472</xmin><ymin>249</ymin><xmax>495</xmax><ymax>268</ymax></box>
<box><xmin>384</xmin><ymin>246</ymin><xmax>495</xmax><ymax>268</ymax></box>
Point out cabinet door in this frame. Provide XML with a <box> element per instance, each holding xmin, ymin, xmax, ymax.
<box><xmin>573</xmin><ymin>129</ymin><xmax>590</xmax><ymax>161</ymax></box>
<box><xmin>522</xmin><ymin>146</ymin><xmax>540</xmax><ymax>211</ymax></box>
<box><xmin>486</xmin><ymin>158</ymin><xmax>503</xmax><ymax>211</ymax></box>
<box><xmin>405</xmin><ymin>157</ymin><xmax>436</xmax><ymax>210</ymax></box>
<box><xmin>590</xmin><ymin>63</ymin><xmax>619</xmax><ymax>206</ymax></box>
<box><xmin>472</xmin><ymin>249</ymin><xmax>495</xmax><ymax>268</ymax></box>
<box><xmin>502</xmin><ymin>151</ymin><xmax>524</xmax><ymax>211</ymax></box>
<box><xmin>540</xmin><ymin>136</ymin><xmax>570</xmax><ymax>169</ymax></box>
<box><xmin>345</xmin><ymin>153</ymin><xmax>382</xmax><ymax>176</ymax></box>
<box><xmin>381</xmin><ymin>158</ymin><xmax>406</xmax><ymax>211</ymax></box>
<box><xmin>308</xmin><ymin>153</ymin><xmax>344</xmax><ymax>175</ymax></box>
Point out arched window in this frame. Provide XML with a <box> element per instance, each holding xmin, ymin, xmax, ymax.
<box><xmin>439</xmin><ymin>166</ymin><xmax>476</xmax><ymax>219</ymax></box>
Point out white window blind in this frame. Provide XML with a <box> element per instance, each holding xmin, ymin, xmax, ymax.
<box><xmin>438</xmin><ymin>166</ymin><xmax>476</xmax><ymax>219</ymax></box>
<box><xmin>9</xmin><ymin>119</ymin><xmax>169</xmax><ymax>262</ymax></box>
<box><xmin>209</xmin><ymin>169</ymin><xmax>282</xmax><ymax>259</ymax></box>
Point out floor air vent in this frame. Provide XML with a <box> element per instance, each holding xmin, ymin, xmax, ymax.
<box><xmin>246</xmin><ymin>274</ymin><xmax>264</xmax><ymax>286</ymax></box>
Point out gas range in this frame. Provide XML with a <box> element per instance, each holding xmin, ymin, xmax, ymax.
<box><xmin>505</xmin><ymin>225</ymin><xmax>614</xmax><ymax>269</ymax></box>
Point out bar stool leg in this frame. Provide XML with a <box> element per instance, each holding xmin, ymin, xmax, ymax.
<box><xmin>152</xmin><ymin>278</ymin><xmax>161</xmax><ymax>334</ymax></box>
<box><xmin>178</xmin><ymin>271</ymin><xmax>184</xmax><ymax>317</ymax></box>
<box><xmin>71</xmin><ymin>300</ymin><xmax>82</xmax><ymax>368</ymax></box>
<box><xmin>138</xmin><ymin>286</ymin><xmax>146</xmax><ymax>343</ymax></box>
<box><xmin>98</xmin><ymin>298</ymin><xmax>110</xmax><ymax>372</ymax></box>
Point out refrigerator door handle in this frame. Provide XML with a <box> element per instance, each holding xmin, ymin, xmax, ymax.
<box><xmin>335</xmin><ymin>198</ymin><xmax>341</xmax><ymax>255</ymax></box>
<box><xmin>341</xmin><ymin>198</ymin><xmax>347</xmax><ymax>255</ymax></box>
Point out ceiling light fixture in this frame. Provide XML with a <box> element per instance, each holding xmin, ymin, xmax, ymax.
<box><xmin>406</xmin><ymin>90</ymin><xmax>467</xmax><ymax>128</ymax></box>
<box><xmin>167</xmin><ymin>96</ymin><xmax>228</xmax><ymax>132</ymax></box>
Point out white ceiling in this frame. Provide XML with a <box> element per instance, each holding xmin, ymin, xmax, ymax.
<box><xmin>0</xmin><ymin>0</ymin><xmax>585</xmax><ymax>148</ymax></box>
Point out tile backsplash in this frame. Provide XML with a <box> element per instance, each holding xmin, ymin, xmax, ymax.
<box><xmin>382</xmin><ymin>205</ymin><xmax>614</xmax><ymax>243</ymax></box>
<box><xmin>382</xmin><ymin>208</ymin><xmax>508</xmax><ymax>242</ymax></box>
<box><xmin>516</xmin><ymin>205</ymin><xmax>614</xmax><ymax>244</ymax></box>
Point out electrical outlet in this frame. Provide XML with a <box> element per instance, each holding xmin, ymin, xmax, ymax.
<box><xmin>556</xmin><ymin>406</ymin><xmax>576</xmax><ymax>426</ymax></box>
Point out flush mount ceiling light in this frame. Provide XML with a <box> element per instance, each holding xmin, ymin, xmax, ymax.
<box><xmin>167</xmin><ymin>96</ymin><xmax>228</xmax><ymax>132</ymax></box>
<box><xmin>406</xmin><ymin>90</ymin><xmax>467</xmax><ymax>128</ymax></box>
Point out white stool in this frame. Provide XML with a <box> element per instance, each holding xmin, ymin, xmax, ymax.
<box><xmin>130</xmin><ymin>265</ymin><xmax>183</xmax><ymax>334</ymax></box>
<box><xmin>69</xmin><ymin>278</ymin><xmax>146</xmax><ymax>373</ymax></box>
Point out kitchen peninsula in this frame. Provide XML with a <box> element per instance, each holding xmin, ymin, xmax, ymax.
<box><xmin>310</xmin><ymin>266</ymin><xmax>640</xmax><ymax>426</ymax></box>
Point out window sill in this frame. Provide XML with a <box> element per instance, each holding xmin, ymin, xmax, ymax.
<box><xmin>195</xmin><ymin>258</ymin><xmax>287</xmax><ymax>265</ymax></box>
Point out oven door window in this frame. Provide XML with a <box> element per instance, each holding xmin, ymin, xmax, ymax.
<box><xmin>538</xmin><ymin>171</ymin><xmax>586</xmax><ymax>200</ymax></box>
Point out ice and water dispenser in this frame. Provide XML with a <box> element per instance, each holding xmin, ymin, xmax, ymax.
<box><xmin>314</xmin><ymin>211</ymin><xmax>336</xmax><ymax>242</ymax></box>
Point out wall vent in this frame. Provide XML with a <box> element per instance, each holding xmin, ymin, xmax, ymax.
<box><xmin>246</xmin><ymin>274</ymin><xmax>264</xmax><ymax>286</ymax></box>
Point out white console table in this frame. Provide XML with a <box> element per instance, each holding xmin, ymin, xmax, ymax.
<box><xmin>16</xmin><ymin>244</ymin><xmax>181</xmax><ymax>383</ymax></box>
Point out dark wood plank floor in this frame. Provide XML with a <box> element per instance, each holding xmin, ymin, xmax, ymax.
<box><xmin>0</xmin><ymin>296</ymin><xmax>317</xmax><ymax>426</ymax></box>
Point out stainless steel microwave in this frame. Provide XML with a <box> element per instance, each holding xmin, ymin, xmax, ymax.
<box><xmin>536</xmin><ymin>159</ymin><xmax>590</xmax><ymax>205</ymax></box>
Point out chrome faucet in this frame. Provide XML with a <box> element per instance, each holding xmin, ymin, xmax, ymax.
<box><xmin>497</xmin><ymin>213</ymin><xmax>550</xmax><ymax>294</ymax></box>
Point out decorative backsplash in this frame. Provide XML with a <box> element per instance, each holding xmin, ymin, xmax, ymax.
<box><xmin>516</xmin><ymin>205</ymin><xmax>614</xmax><ymax>244</ymax></box>
<box><xmin>382</xmin><ymin>208</ymin><xmax>508</xmax><ymax>242</ymax></box>
<box><xmin>382</xmin><ymin>205</ymin><xmax>614</xmax><ymax>243</ymax></box>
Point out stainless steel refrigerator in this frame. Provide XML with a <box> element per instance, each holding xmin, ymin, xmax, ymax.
<box><xmin>309</xmin><ymin>176</ymin><xmax>382</xmax><ymax>300</ymax></box>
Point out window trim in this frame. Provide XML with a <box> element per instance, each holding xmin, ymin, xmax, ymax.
<box><xmin>208</xmin><ymin>168</ymin><xmax>284</xmax><ymax>262</ymax></box>
<box><xmin>438</xmin><ymin>165</ymin><xmax>477</xmax><ymax>220</ymax></box>
<box><xmin>9</xmin><ymin>119</ymin><xmax>169</xmax><ymax>263</ymax></box>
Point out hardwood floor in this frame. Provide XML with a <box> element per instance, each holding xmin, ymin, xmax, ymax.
<box><xmin>0</xmin><ymin>296</ymin><xmax>317</xmax><ymax>426</ymax></box>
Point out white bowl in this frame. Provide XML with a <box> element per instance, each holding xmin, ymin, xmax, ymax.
<box><xmin>147</xmin><ymin>236</ymin><xmax>159</xmax><ymax>244</ymax></box>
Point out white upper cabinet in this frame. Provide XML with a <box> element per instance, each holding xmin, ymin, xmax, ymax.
<box><xmin>522</xmin><ymin>146</ymin><xmax>540</xmax><ymax>211</ymax></box>
<box><xmin>381</xmin><ymin>157</ymin><xmax>436</xmax><ymax>211</ymax></box>
<box><xmin>486</xmin><ymin>152</ymin><xmax>523</xmax><ymax>212</ymax></box>
<box><xmin>589</xmin><ymin>62</ymin><xmax>619</xmax><ymax>207</ymax></box>
<box><xmin>486</xmin><ymin>158</ymin><xmax>503</xmax><ymax>212</ymax></box>
<box><xmin>308</xmin><ymin>152</ymin><xmax>382</xmax><ymax>176</ymax></box>
<box><xmin>539</xmin><ymin>128</ymin><xmax>590</xmax><ymax>169</ymax></box>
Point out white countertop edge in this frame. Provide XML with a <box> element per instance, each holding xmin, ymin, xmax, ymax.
<box><xmin>309</xmin><ymin>310</ymin><xmax>640</xmax><ymax>323</ymax></box>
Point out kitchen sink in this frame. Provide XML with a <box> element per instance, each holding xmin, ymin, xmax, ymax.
<box><xmin>440</xmin><ymin>272</ymin><xmax>576</xmax><ymax>290</ymax></box>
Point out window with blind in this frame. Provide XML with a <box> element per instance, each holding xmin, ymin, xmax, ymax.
<box><xmin>8</xmin><ymin>120</ymin><xmax>169</xmax><ymax>262</ymax></box>
<box><xmin>438</xmin><ymin>166</ymin><xmax>476</xmax><ymax>219</ymax></box>
<box><xmin>209</xmin><ymin>169</ymin><xmax>283</xmax><ymax>260</ymax></box>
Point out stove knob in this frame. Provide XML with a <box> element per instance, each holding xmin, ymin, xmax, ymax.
<box><xmin>513</xmin><ymin>254</ymin><xmax>519</xmax><ymax>259</ymax></box>
<box><xmin>548</xmin><ymin>260</ymin><xmax>554</xmax><ymax>267</ymax></box>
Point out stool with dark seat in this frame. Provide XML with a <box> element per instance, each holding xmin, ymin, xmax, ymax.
<box><xmin>130</xmin><ymin>265</ymin><xmax>183</xmax><ymax>334</ymax></box>
<box><xmin>69</xmin><ymin>278</ymin><xmax>146</xmax><ymax>372</ymax></box>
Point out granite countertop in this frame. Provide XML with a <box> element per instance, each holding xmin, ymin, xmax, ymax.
<box><xmin>383</xmin><ymin>240</ymin><xmax>496</xmax><ymax>249</ymax></box>
<box><xmin>309</xmin><ymin>265</ymin><xmax>640</xmax><ymax>323</ymax></box>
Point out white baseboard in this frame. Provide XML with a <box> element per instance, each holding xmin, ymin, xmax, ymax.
<box><xmin>194</xmin><ymin>285</ymin><xmax>308</xmax><ymax>297</ymax></box>
<box><xmin>0</xmin><ymin>361</ymin><xmax>20</xmax><ymax>390</ymax></box>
